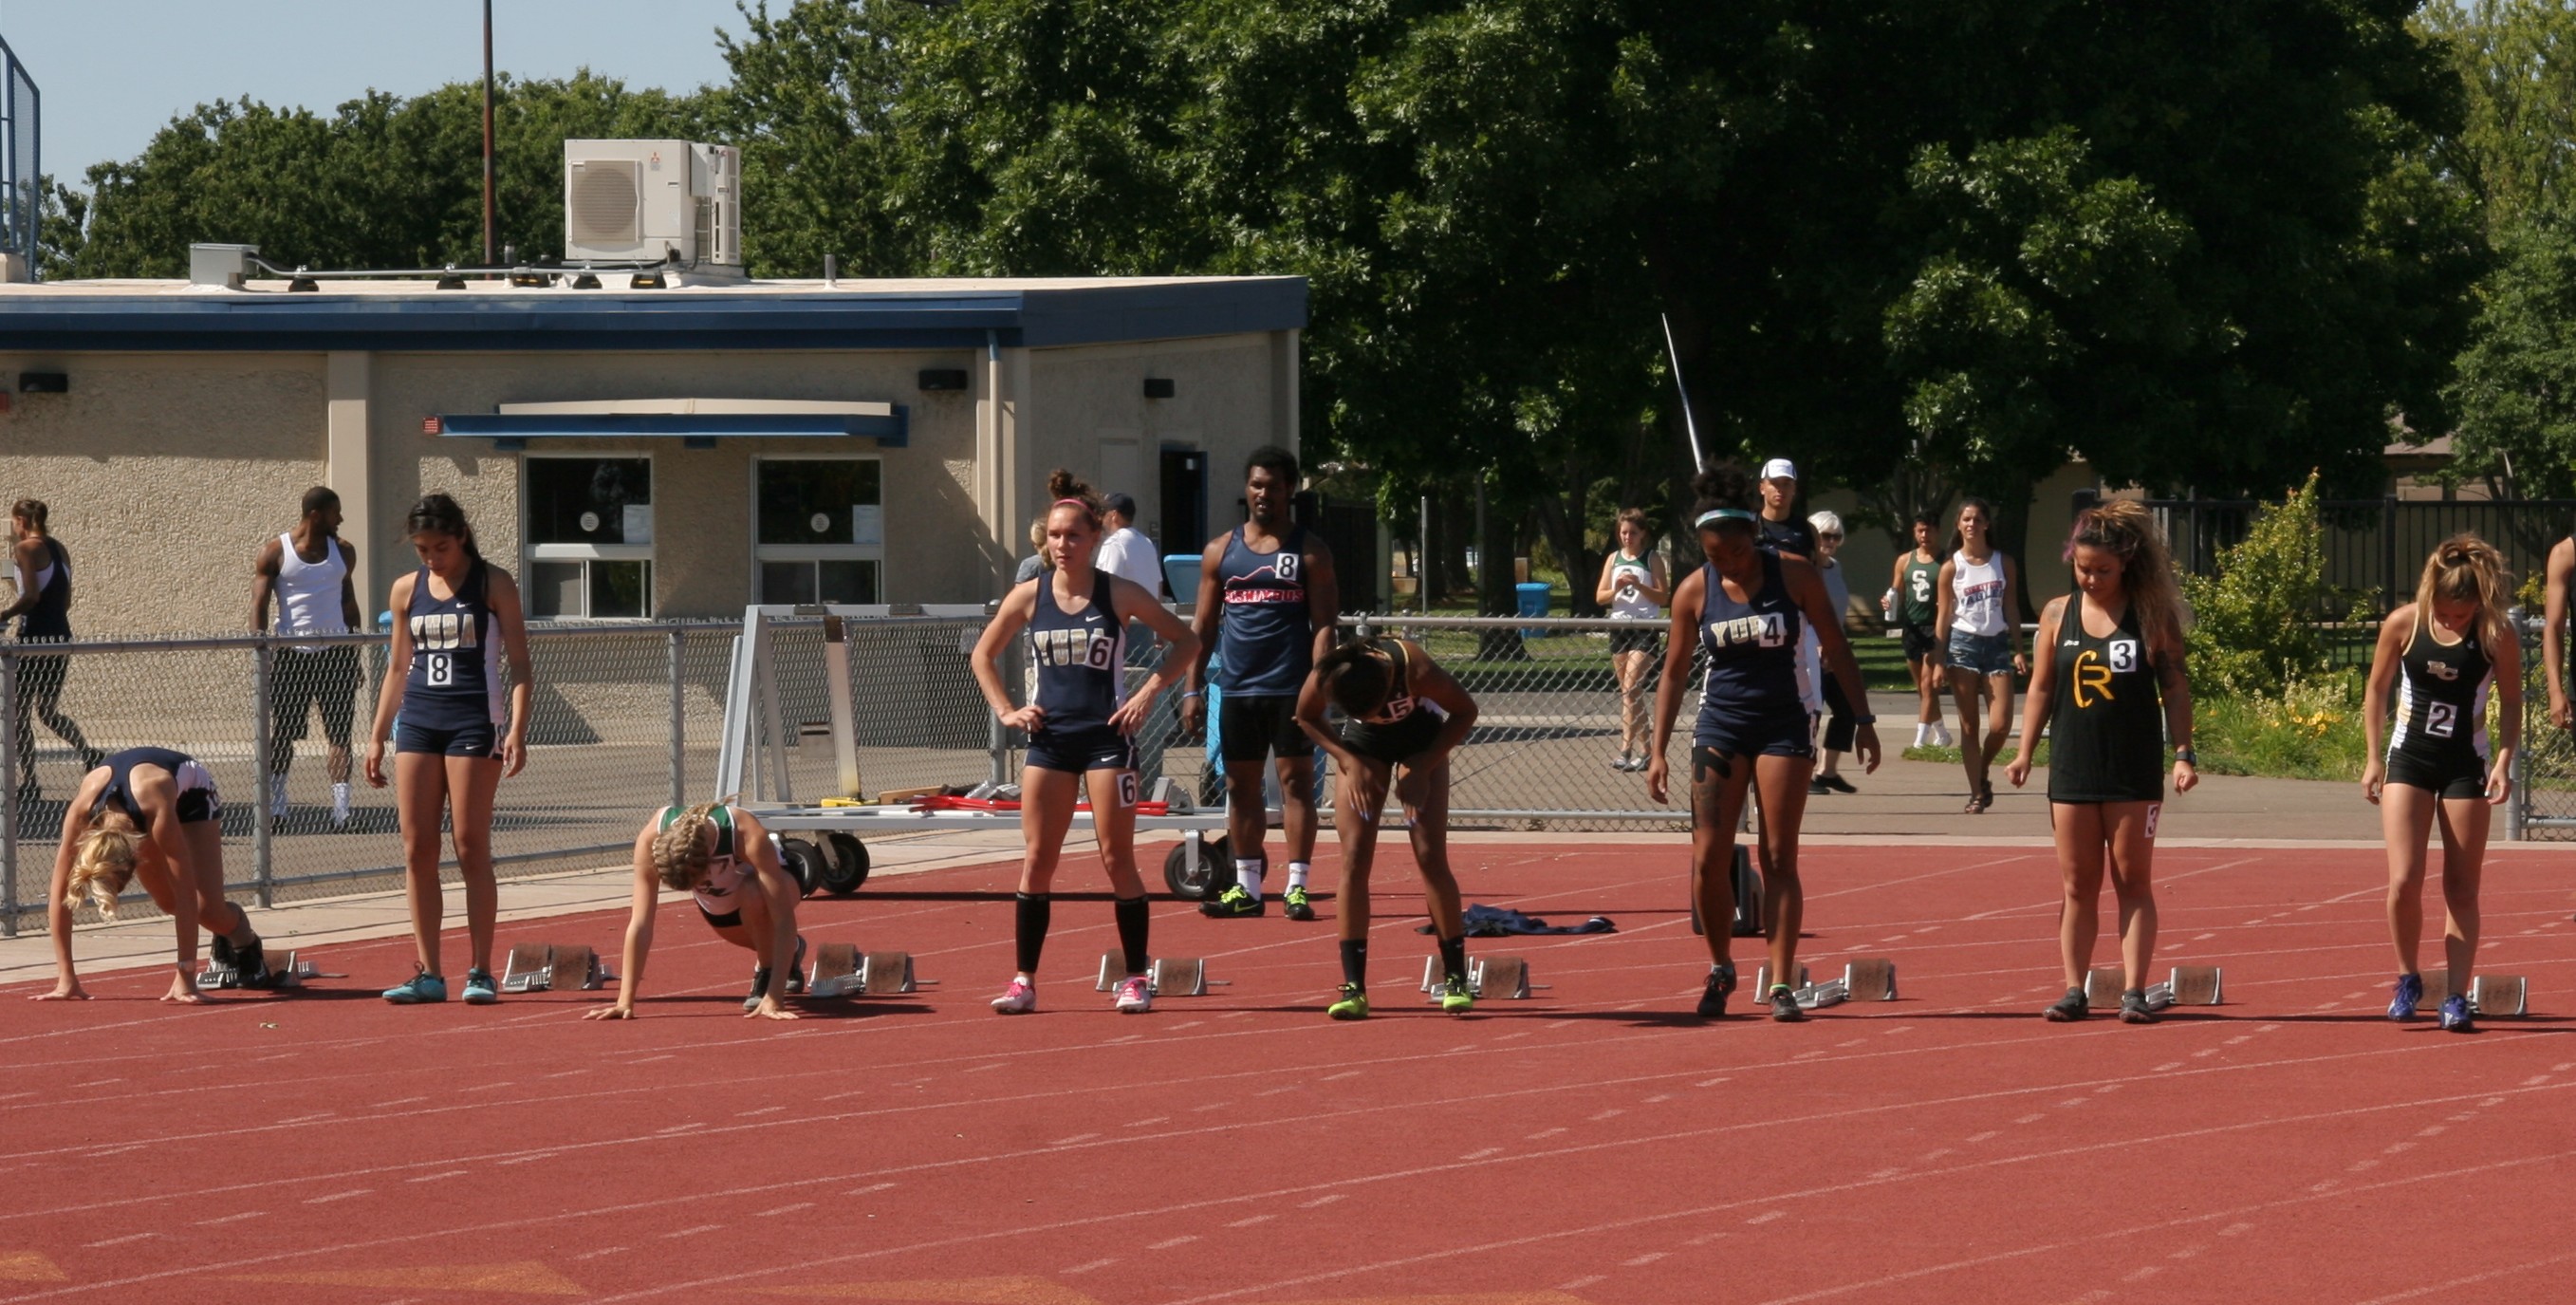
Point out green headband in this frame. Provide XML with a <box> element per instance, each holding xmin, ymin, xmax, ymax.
<box><xmin>1695</xmin><ymin>509</ymin><xmax>1757</xmax><ymax>529</ymax></box>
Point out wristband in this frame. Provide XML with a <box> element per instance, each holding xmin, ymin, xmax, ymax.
<box><xmin>1181</xmin><ymin>691</ymin><xmax>1203</xmax><ymax>699</ymax></box>
<box><xmin>2174</xmin><ymin>745</ymin><xmax>2196</xmax><ymax>765</ymax></box>
<box><xmin>1855</xmin><ymin>714</ymin><xmax>1877</xmax><ymax>725</ymax></box>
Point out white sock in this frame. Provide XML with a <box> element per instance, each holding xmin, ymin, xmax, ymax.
<box><xmin>1286</xmin><ymin>861</ymin><xmax>1311</xmax><ymax>891</ymax></box>
<box><xmin>1912</xmin><ymin>723</ymin><xmax>1926</xmax><ymax>748</ymax></box>
<box><xmin>1233</xmin><ymin>860</ymin><xmax>1265</xmax><ymax>900</ymax></box>
<box><xmin>331</xmin><ymin>782</ymin><xmax>352</xmax><ymax>816</ymax></box>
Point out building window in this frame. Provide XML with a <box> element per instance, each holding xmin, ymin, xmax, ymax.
<box><xmin>754</xmin><ymin>457</ymin><xmax>883</xmax><ymax>605</ymax></box>
<box><xmin>525</xmin><ymin>456</ymin><xmax>654</xmax><ymax>619</ymax></box>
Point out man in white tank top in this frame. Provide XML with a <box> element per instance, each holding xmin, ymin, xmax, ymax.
<box><xmin>251</xmin><ymin>487</ymin><xmax>364</xmax><ymax>827</ymax></box>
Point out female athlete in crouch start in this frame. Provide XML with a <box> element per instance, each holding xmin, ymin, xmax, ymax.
<box><xmin>1648</xmin><ymin>463</ymin><xmax>1879</xmax><ymax>1022</ymax></box>
<box><xmin>2362</xmin><ymin>535</ymin><xmax>2518</xmax><ymax>1033</ymax></box>
<box><xmin>588</xmin><ymin>800</ymin><xmax>806</xmax><ymax>1021</ymax></box>
<box><xmin>37</xmin><ymin>747</ymin><xmax>275</xmax><ymax>1003</ymax></box>
<box><xmin>971</xmin><ymin>470</ymin><xmax>1199</xmax><ymax>1016</ymax></box>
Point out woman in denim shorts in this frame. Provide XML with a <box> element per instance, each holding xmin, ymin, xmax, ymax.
<box><xmin>1934</xmin><ymin>498</ymin><xmax>2025</xmax><ymax>812</ymax></box>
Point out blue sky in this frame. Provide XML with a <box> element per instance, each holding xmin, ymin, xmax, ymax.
<box><xmin>0</xmin><ymin>0</ymin><xmax>748</xmax><ymax>186</ymax></box>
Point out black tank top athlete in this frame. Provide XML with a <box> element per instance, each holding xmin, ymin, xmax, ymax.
<box><xmin>2387</xmin><ymin>612</ymin><xmax>2493</xmax><ymax>769</ymax></box>
<box><xmin>2046</xmin><ymin>601</ymin><xmax>2165</xmax><ymax>804</ymax></box>
<box><xmin>1028</xmin><ymin>569</ymin><xmax>1124</xmax><ymax>735</ymax></box>
<box><xmin>20</xmin><ymin>537</ymin><xmax>69</xmax><ymax>641</ymax></box>
<box><xmin>92</xmin><ymin>747</ymin><xmax>202</xmax><ymax>827</ymax></box>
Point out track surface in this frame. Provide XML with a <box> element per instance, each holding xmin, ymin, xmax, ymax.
<box><xmin>6</xmin><ymin>844</ymin><xmax>2574</xmax><ymax>1304</ymax></box>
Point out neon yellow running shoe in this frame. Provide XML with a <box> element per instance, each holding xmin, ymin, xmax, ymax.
<box><xmin>1328</xmin><ymin>983</ymin><xmax>1370</xmax><ymax>1020</ymax></box>
<box><xmin>1439</xmin><ymin>972</ymin><xmax>1476</xmax><ymax>1015</ymax></box>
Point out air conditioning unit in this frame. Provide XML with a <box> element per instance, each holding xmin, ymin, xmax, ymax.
<box><xmin>562</xmin><ymin>140</ymin><xmax>742</xmax><ymax>268</ymax></box>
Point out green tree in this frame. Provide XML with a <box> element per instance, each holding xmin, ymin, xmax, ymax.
<box><xmin>2448</xmin><ymin>211</ymin><xmax>2576</xmax><ymax>496</ymax></box>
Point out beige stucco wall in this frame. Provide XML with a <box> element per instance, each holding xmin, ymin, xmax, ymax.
<box><xmin>0</xmin><ymin>353</ymin><xmax>329</xmax><ymax>635</ymax></box>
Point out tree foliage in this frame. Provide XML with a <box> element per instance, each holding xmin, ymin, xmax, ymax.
<box><xmin>2183</xmin><ymin>472</ymin><xmax>2331</xmax><ymax>696</ymax></box>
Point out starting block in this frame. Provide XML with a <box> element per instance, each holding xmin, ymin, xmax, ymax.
<box><xmin>1417</xmin><ymin>955</ymin><xmax>1541</xmax><ymax>999</ymax></box>
<box><xmin>1755</xmin><ymin>959</ymin><xmax>1897</xmax><ymax>1010</ymax></box>
<box><xmin>500</xmin><ymin>943</ymin><xmax>613</xmax><ymax>993</ymax></box>
<box><xmin>2472</xmin><ymin>975</ymin><xmax>2529</xmax><ymax>1016</ymax></box>
<box><xmin>1096</xmin><ymin>955</ymin><xmax>1226</xmax><ymax>996</ymax></box>
<box><xmin>804</xmin><ymin>942</ymin><xmax>920</xmax><ymax>997</ymax></box>
<box><xmin>196</xmin><ymin>949</ymin><xmax>319</xmax><ymax>990</ymax></box>
<box><xmin>2086</xmin><ymin>964</ymin><xmax>2223</xmax><ymax>1012</ymax></box>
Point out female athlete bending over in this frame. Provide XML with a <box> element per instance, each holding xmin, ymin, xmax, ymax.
<box><xmin>971</xmin><ymin>470</ymin><xmax>1198</xmax><ymax>1016</ymax></box>
<box><xmin>37</xmin><ymin>747</ymin><xmax>273</xmax><ymax>1003</ymax></box>
<box><xmin>2363</xmin><ymin>536</ymin><xmax>2518</xmax><ymax>1033</ymax></box>
<box><xmin>1295</xmin><ymin>633</ymin><xmax>1480</xmax><ymax>1018</ymax></box>
<box><xmin>588</xmin><ymin>800</ymin><xmax>806</xmax><ymax>1020</ymax></box>
<box><xmin>1649</xmin><ymin>464</ymin><xmax>1880</xmax><ymax>1021</ymax></box>
<box><xmin>2005</xmin><ymin>502</ymin><xmax>2197</xmax><ymax>1024</ymax></box>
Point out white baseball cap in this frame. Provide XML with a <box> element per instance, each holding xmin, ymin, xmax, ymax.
<box><xmin>1759</xmin><ymin>457</ymin><xmax>1799</xmax><ymax>483</ymax></box>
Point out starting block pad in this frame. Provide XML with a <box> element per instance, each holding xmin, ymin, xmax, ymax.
<box><xmin>2086</xmin><ymin>964</ymin><xmax>2223</xmax><ymax>1012</ymax></box>
<box><xmin>1754</xmin><ymin>959</ymin><xmax>1896</xmax><ymax>1010</ymax></box>
<box><xmin>1097</xmin><ymin>955</ymin><xmax>1224</xmax><ymax>996</ymax></box>
<box><xmin>805</xmin><ymin>943</ymin><xmax>918</xmax><ymax>997</ymax></box>
<box><xmin>500</xmin><ymin>943</ymin><xmax>613</xmax><ymax>993</ymax></box>
<box><xmin>1417</xmin><ymin>955</ymin><xmax>1538</xmax><ymax>999</ymax></box>
<box><xmin>2473</xmin><ymin>975</ymin><xmax>2529</xmax><ymax>1016</ymax></box>
<box><xmin>196</xmin><ymin>950</ymin><xmax>319</xmax><ymax>990</ymax></box>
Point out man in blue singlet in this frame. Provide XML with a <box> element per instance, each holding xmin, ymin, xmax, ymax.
<box><xmin>1180</xmin><ymin>446</ymin><xmax>1339</xmax><ymax>920</ymax></box>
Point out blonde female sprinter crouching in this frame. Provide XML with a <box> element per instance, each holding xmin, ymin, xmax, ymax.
<box><xmin>36</xmin><ymin>747</ymin><xmax>275</xmax><ymax>1003</ymax></box>
<box><xmin>588</xmin><ymin>800</ymin><xmax>806</xmax><ymax>1021</ymax></box>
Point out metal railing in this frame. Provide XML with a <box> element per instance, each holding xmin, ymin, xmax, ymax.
<box><xmin>2513</xmin><ymin>612</ymin><xmax>2576</xmax><ymax>841</ymax></box>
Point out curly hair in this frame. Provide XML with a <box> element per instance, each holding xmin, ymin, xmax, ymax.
<box><xmin>2066</xmin><ymin>500</ymin><xmax>2184</xmax><ymax>654</ymax></box>
<box><xmin>1687</xmin><ymin>461</ymin><xmax>1761</xmax><ymax>537</ymax></box>
<box><xmin>1315</xmin><ymin>640</ymin><xmax>1395</xmax><ymax>719</ymax></box>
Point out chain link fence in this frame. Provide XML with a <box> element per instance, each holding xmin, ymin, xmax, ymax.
<box><xmin>2513</xmin><ymin>612</ymin><xmax>2576</xmax><ymax>841</ymax></box>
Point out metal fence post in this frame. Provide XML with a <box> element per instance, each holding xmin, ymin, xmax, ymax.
<box><xmin>251</xmin><ymin>636</ymin><xmax>275</xmax><ymax>907</ymax></box>
<box><xmin>2381</xmin><ymin>496</ymin><xmax>2400</xmax><ymax>615</ymax></box>
<box><xmin>668</xmin><ymin>626</ymin><xmax>687</xmax><ymax>808</ymax></box>
<box><xmin>1</xmin><ymin>647</ymin><xmax>16</xmax><ymax>937</ymax></box>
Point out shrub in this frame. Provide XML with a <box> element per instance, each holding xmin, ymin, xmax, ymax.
<box><xmin>2182</xmin><ymin>472</ymin><xmax>2328</xmax><ymax>696</ymax></box>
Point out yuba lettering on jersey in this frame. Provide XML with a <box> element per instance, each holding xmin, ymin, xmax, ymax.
<box><xmin>1706</xmin><ymin>612</ymin><xmax>1788</xmax><ymax>649</ymax></box>
<box><xmin>1031</xmin><ymin>626</ymin><xmax>1119</xmax><ymax>670</ymax></box>
<box><xmin>410</xmin><ymin>611</ymin><xmax>479</xmax><ymax>651</ymax></box>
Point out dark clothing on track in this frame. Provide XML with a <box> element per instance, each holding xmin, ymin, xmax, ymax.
<box><xmin>2046</xmin><ymin>603</ymin><xmax>2165</xmax><ymax>804</ymax></box>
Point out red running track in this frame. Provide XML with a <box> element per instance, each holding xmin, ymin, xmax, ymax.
<box><xmin>4</xmin><ymin>843</ymin><xmax>2574</xmax><ymax>1305</ymax></box>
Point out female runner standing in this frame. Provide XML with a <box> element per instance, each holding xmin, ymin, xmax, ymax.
<box><xmin>1295</xmin><ymin>632</ymin><xmax>1480</xmax><ymax>1018</ymax></box>
<box><xmin>3</xmin><ymin>500</ymin><xmax>102</xmax><ymax>804</ymax></box>
<box><xmin>1936</xmin><ymin>499</ymin><xmax>2025</xmax><ymax>813</ymax></box>
<box><xmin>970</xmin><ymin>471</ymin><xmax>1198</xmax><ymax>1016</ymax></box>
<box><xmin>1647</xmin><ymin>464</ymin><xmax>1880</xmax><ymax>1021</ymax></box>
<box><xmin>363</xmin><ymin>494</ymin><xmax>533</xmax><ymax>1006</ymax></box>
<box><xmin>2004</xmin><ymin>502</ymin><xmax>2197</xmax><ymax>1024</ymax></box>
<box><xmin>2362</xmin><ymin>536</ymin><xmax>2517</xmax><ymax>1033</ymax></box>
<box><xmin>1594</xmin><ymin>509</ymin><xmax>1668</xmax><ymax>773</ymax></box>
<box><xmin>35</xmin><ymin>747</ymin><xmax>273</xmax><ymax>1003</ymax></box>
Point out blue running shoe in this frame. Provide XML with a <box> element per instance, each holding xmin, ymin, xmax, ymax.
<box><xmin>382</xmin><ymin>969</ymin><xmax>448</xmax><ymax>1004</ymax></box>
<box><xmin>2438</xmin><ymin>994</ymin><xmax>2475</xmax><ymax>1033</ymax></box>
<box><xmin>2388</xmin><ymin>973</ymin><xmax>2424</xmax><ymax>1021</ymax></box>
<box><xmin>462</xmin><ymin>969</ymin><xmax>499</xmax><ymax>1005</ymax></box>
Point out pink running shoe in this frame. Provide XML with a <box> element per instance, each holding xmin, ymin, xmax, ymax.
<box><xmin>1113</xmin><ymin>975</ymin><xmax>1152</xmax><ymax>1014</ymax></box>
<box><xmin>991</xmin><ymin>977</ymin><xmax>1037</xmax><ymax>1015</ymax></box>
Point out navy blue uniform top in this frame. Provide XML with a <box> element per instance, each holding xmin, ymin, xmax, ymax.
<box><xmin>19</xmin><ymin>536</ymin><xmax>70</xmax><ymax>641</ymax></box>
<box><xmin>92</xmin><ymin>746</ymin><xmax>197</xmax><ymax>825</ymax></box>
<box><xmin>402</xmin><ymin>561</ymin><xmax>506</xmax><ymax>729</ymax></box>
<box><xmin>1029</xmin><ymin>569</ymin><xmax>1125</xmax><ymax>735</ymax></box>
<box><xmin>1214</xmin><ymin>525</ymin><xmax>1311</xmax><ymax>697</ymax></box>
<box><xmin>1694</xmin><ymin>552</ymin><xmax>1807</xmax><ymax>746</ymax></box>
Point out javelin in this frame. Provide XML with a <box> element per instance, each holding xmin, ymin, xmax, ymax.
<box><xmin>1659</xmin><ymin>312</ymin><xmax>1705</xmax><ymax>469</ymax></box>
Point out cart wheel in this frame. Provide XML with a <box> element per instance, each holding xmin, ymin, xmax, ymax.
<box><xmin>777</xmin><ymin>836</ymin><xmax>825</xmax><ymax>899</ymax></box>
<box><xmin>1161</xmin><ymin>832</ymin><xmax>1232</xmax><ymax>900</ymax></box>
<box><xmin>820</xmin><ymin>832</ymin><xmax>870</xmax><ymax>895</ymax></box>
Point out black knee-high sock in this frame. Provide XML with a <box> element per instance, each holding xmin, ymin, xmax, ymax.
<box><xmin>1113</xmin><ymin>894</ymin><xmax>1150</xmax><ymax>976</ymax></box>
<box><xmin>1014</xmin><ymin>892</ymin><xmax>1051</xmax><ymax>976</ymax></box>
<box><xmin>1437</xmin><ymin>934</ymin><xmax>1467</xmax><ymax>982</ymax></box>
<box><xmin>1339</xmin><ymin>938</ymin><xmax>1369</xmax><ymax>989</ymax></box>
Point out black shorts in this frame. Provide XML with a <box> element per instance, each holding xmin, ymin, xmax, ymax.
<box><xmin>1691</xmin><ymin>724</ymin><xmax>1812</xmax><ymax>780</ymax></box>
<box><xmin>273</xmin><ymin>646</ymin><xmax>361</xmax><ymax>746</ymax></box>
<box><xmin>1900</xmin><ymin>625</ymin><xmax>1942</xmax><ymax>662</ymax></box>
<box><xmin>1219</xmin><ymin>693</ymin><xmax>1307</xmax><ymax>764</ymax></box>
<box><xmin>1027</xmin><ymin>724</ymin><xmax>1134</xmax><ymax>774</ymax></box>
<box><xmin>1340</xmin><ymin>709</ymin><xmax>1444</xmax><ymax>767</ymax></box>
<box><xmin>698</xmin><ymin>904</ymin><xmax>743</xmax><ymax>930</ymax></box>
<box><xmin>394</xmin><ymin>718</ymin><xmax>501</xmax><ymax>759</ymax></box>
<box><xmin>2386</xmin><ymin>750</ymin><xmax>2490</xmax><ymax>801</ymax></box>
<box><xmin>1819</xmin><ymin>675</ymin><xmax>1856</xmax><ymax>754</ymax></box>
<box><xmin>1608</xmin><ymin>625</ymin><xmax>1662</xmax><ymax>657</ymax></box>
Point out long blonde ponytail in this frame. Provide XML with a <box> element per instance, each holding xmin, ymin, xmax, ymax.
<box><xmin>66</xmin><ymin>811</ymin><xmax>141</xmax><ymax>918</ymax></box>
<box><xmin>2416</xmin><ymin>533</ymin><xmax>2511</xmax><ymax>654</ymax></box>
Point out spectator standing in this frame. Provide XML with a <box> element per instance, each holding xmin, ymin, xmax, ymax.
<box><xmin>1806</xmin><ymin>511</ymin><xmax>1860</xmax><ymax>794</ymax></box>
<box><xmin>1884</xmin><ymin>511</ymin><xmax>1953</xmax><ymax>749</ymax></box>
<box><xmin>2</xmin><ymin>499</ymin><xmax>101</xmax><ymax>806</ymax></box>
<box><xmin>252</xmin><ymin>487</ymin><xmax>364</xmax><ymax>828</ymax></box>
<box><xmin>1593</xmin><ymin>509</ymin><xmax>1669</xmax><ymax>772</ymax></box>
<box><xmin>1094</xmin><ymin>494</ymin><xmax>1168</xmax><ymax>597</ymax></box>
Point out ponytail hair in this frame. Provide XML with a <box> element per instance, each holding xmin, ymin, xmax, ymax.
<box><xmin>11</xmin><ymin>499</ymin><xmax>46</xmax><ymax>533</ymax></box>
<box><xmin>405</xmin><ymin>492</ymin><xmax>480</xmax><ymax>560</ymax></box>
<box><xmin>2416</xmin><ymin>533</ymin><xmax>2512</xmax><ymax>653</ymax></box>
<box><xmin>649</xmin><ymin>799</ymin><xmax>728</xmax><ymax>891</ymax></box>
<box><xmin>1314</xmin><ymin>639</ymin><xmax>1395</xmax><ymax>718</ymax></box>
<box><xmin>2066</xmin><ymin>500</ymin><xmax>2183</xmax><ymax>655</ymax></box>
<box><xmin>1043</xmin><ymin>470</ymin><xmax>1103</xmax><ymax>532</ymax></box>
<box><xmin>66</xmin><ymin>810</ymin><xmax>141</xmax><ymax>918</ymax></box>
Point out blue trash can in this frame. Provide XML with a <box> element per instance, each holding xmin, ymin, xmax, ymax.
<box><xmin>1516</xmin><ymin>582</ymin><xmax>1552</xmax><ymax>639</ymax></box>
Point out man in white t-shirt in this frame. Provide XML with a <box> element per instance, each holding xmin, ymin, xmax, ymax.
<box><xmin>1095</xmin><ymin>494</ymin><xmax>1168</xmax><ymax>598</ymax></box>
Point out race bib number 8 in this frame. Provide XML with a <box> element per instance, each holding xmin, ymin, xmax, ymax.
<box><xmin>426</xmin><ymin>652</ymin><xmax>453</xmax><ymax>686</ymax></box>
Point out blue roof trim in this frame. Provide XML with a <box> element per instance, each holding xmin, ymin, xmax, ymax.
<box><xmin>441</xmin><ymin>408</ymin><xmax>909</xmax><ymax>447</ymax></box>
<box><xmin>0</xmin><ymin>280</ymin><xmax>1306</xmax><ymax>353</ymax></box>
